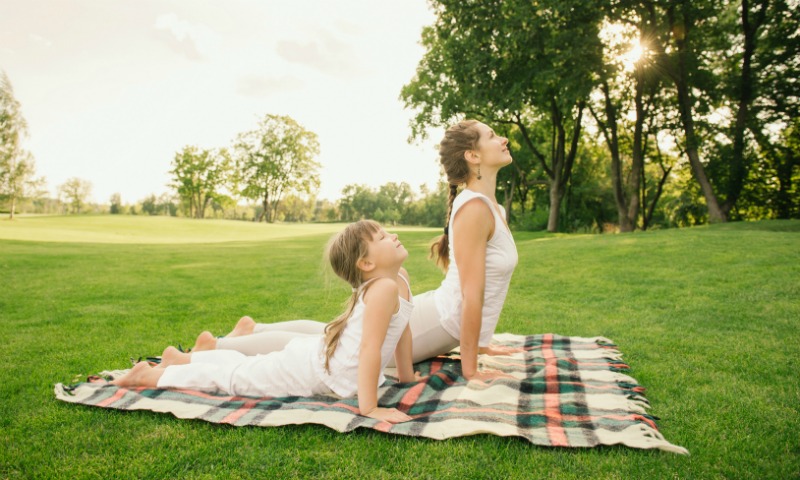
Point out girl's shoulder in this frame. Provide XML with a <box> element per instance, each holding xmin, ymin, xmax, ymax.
<box><xmin>361</xmin><ymin>277</ymin><xmax>399</xmax><ymax>305</ymax></box>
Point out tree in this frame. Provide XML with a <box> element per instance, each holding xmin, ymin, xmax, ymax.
<box><xmin>109</xmin><ymin>193</ymin><xmax>124</xmax><ymax>214</ymax></box>
<box><xmin>0</xmin><ymin>71</ymin><xmax>43</xmax><ymax>219</ymax></box>
<box><xmin>411</xmin><ymin>181</ymin><xmax>450</xmax><ymax>227</ymax></box>
<box><xmin>746</xmin><ymin>0</ymin><xmax>800</xmax><ymax>219</ymax></box>
<box><xmin>234</xmin><ymin>114</ymin><xmax>321</xmax><ymax>223</ymax></box>
<box><xmin>377</xmin><ymin>182</ymin><xmax>413</xmax><ymax>224</ymax></box>
<box><xmin>141</xmin><ymin>194</ymin><xmax>158</xmax><ymax>215</ymax></box>
<box><xmin>338</xmin><ymin>184</ymin><xmax>378</xmax><ymax>222</ymax></box>
<box><xmin>402</xmin><ymin>0</ymin><xmax>604</xmax><ymax>232</ymax></box>
<box><xmin>276</xmin><ymin>194</ymin><xmax>316</xmax><ymax>222</ymax></box>
<box><xmin>58</xmin><ymin>178</ymin><xmax>92</xmax><ymax>214</ymax></box>
<box><xmin>158</xmin><ymin>192</ymin><xmax>178</xmax><ymax>217</ymax></box>
<box><xmin>170</xmin><ymin>146</ymin><xmax>231</xmax><ymax>219</ymax></box>
<box><xmin>657</xmin><ymin>0</ymin><xmax>799</xmax><ymax>222</ymax></box>
<box><xmin>588</xmin><ymin>6</ymin><xmax>673</xmax><ymax>232</ymax></box>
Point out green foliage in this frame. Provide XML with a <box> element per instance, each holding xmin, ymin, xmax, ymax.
<box><xmin>1</xmin><ymin>217</ymin><xmax>798</xmax><ymax>478</ymax></box>
<box><xmin>737</xmin><ymin>119</ymin><xmax>800</xmax><ymax>219</ymax></box>
<box><xmin>401</xmin><ymin>0</ymin><xmax>799</xmax><ymax>231</ymax></box>
<box><xmin>57</xmin><ymin>177</ymin><xmax>93</xmax><ymax>214</ymax></box>
<box><xmin>562</xmin><ymin>142</ymin><xmax>617</xmax><ymax>232</ymax></box>
<box><xmin>401</xmin><ymin>0</ymin><xmax>612</xmax><ymax>232</ymax></box>
<box><xmin>109</xmin><ymin>193</ymin><xmax>123</xmax><ymax>215</ymax></box>
<box><xmin>338</xmin><ymin>181</ymin><xmax>448</xmax><ymax>227</ymax></box>
<box><xmin>169</xmin><ymin>146</ymin><xmax>232</xmax><ymax>219</ymax></box>
<box><xmin>276</xmin><ymin>194</ymin><xmax>316</xmax><ymax>222</ymax></box>
<box><xmin>234</xmin><ymin>114</ymin><xmax>321</xmax><ymax>223</ymax></box>
<box><xmin>0</xmin><ymin>70</ymin><xmax>44</xmax><ymax>218</ymax></box>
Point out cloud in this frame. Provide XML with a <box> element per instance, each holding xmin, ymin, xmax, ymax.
<box><xmin>153</xmin><ymin>13</ymin><xmax>219</xmax><ymax>61</ymax></box>
<box><xmin>28</xmin><ymin>33</ymin><xmax>53</xmax><ymax>48</ymax></box>
<box><xmin>236</xmin><ymin>74</ymin><xmax>304</xmax><ymax>97</ymax></box>
<box><xmin>275</xmin><ymin>30</ymin><xmax>360</xmax><ymax>77</ymax></box>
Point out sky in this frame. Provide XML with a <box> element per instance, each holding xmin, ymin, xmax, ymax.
<box><xmin>0</xmin><ymin>0</ymin><xmax>441</xmax><ymax>204</ymax></box>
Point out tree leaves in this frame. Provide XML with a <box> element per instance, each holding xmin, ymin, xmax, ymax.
<box><xmin>233</xmin><ymin>115</ymin><xmax>321</xmax><ymax>223</ymax></box>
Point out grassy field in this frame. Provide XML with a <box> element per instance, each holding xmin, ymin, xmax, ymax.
<box><xmin>1</xmin><ymin>216</ymin><xmax>798</xmax><ymax>479</ymax></box>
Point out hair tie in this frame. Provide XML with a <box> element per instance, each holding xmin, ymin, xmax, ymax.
<box><xmin>444</xmin><ymin>226</ymin><xmax>449</xmax><ymax>236</ymax></box>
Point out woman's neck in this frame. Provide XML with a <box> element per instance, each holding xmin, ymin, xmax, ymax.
<box><xmin>465</xmin><ymin>170</ymin><xmax>498</xmax><ymax>201</ymax></box>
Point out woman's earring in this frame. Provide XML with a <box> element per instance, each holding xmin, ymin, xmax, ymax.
<box><xmin>477</xmin><ymin>165</ymin><xmax>482</xmax><ymax>180</ymax></box>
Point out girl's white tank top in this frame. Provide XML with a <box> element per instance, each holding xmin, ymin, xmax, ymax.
<box><xmin>315</xmin><ymin>275</ymin><xmax>414</xmax><ymax>397</ymax></box>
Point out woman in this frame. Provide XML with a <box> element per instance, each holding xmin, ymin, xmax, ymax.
<box><xmin>195</xmin><ymin>120</ymin><xmax>519</xmax><ymax>382</ymax></box>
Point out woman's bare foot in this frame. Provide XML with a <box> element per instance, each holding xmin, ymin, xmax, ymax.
<box><xmin>191</xmin><ymin>331</ymin><xmax>217</xmax><ymax>352</ymax></box>
<box><xmin>158</xmin><ymin>346</ymin><xmax>191</xmax><ymax>368</ymax></box>
<box><xmin>111</xmin><ymin>361</ymin><xmax>163</xmax><ymax>388</ymax></box>
<box><xmin>227</xmin><ymin>316</ymin><xmax>256</xmax><ymax>337</ymax></box>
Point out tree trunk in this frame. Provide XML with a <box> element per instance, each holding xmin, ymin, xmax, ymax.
<box><xmin>259</xmin><ymin>193</ymin><xmax>270</xmax><ymax>223</ymax></box>
<box><xmin>503</xmin><ymin>174</ymin><xmax>515</xmax><ymax>224</ymax></box>
<box><xmin>676</xmin><ymin>67</ymin><xmax>728</xmax><ymax>223</ymax></box>
<box><xmin>724</xmin><ymin>0</ymin><xmax>767</xmax><ymax>217</ymax></box>
<box><xmin>595</xmin><ymin>82</ymin><xmax>633</xmax><ymax>232</ymax></box>
<box><xmin>775</xmin><ymin>146</ymin><xmax>797</xmax><ymax>219</ymax></box>
<box><xmin>547</xmin><ymin>180</ymin><xmax>563</xmax><ymax>232</ymax></box>
<box><xmin>9</xmin><ymin>194</ymin><xmax>16</xmax><ymax>220</ymax></box>
<box><xmin>674</xmin><ymin>38</ymin><xmax>726</xmax><ymax>223</ymax></box>
<box><xmin>627</xmin><ymin>67</ymin><xmax>646</xmax><ymax>229</ymax></box>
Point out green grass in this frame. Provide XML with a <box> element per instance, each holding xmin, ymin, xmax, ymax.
<box><xmin>1</xmin><ymin>216</ymin><xmax>798</xmax><ymax>479</ymax></box>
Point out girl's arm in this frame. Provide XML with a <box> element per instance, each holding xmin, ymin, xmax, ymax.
<box><xmin>358</xmin><ymin>278</ymin><xmax>412</xmax><ymax>424</ymax></box>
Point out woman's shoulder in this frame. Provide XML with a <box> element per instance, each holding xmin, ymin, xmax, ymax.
<box><xmin>453</xmin><ymin>194</ymin><xmax>495</xmax><ymax>226</ymax></box>
<box><xmin>455</xmin><ymin>189</ymin><xmax>494</xmax><ymax>212</ymax></box>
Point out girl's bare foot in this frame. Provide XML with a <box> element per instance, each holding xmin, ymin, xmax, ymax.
<box><xmin>111</xmin><ymin>361</ymin><xmax>162</xmax><ymax>388</ymax></box>
<box><xmin>192</xmin><ymin>331</ymin><xmax>217</xmax><ymax>352</ymax></box>
<box><xmin>227</xmin><ymin>316</ymin><xmax>256</xmax><ymax>337</ymax></box>
<box><xmin>159</xmin><ymin>346</ymin><xmax>191</xmax><ymax>368</ymax></box>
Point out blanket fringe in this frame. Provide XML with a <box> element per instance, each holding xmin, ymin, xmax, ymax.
<box><xmin>594</xmin><ymin>424</ymin><xmax>689</xmax><ymax>455</ymax></box>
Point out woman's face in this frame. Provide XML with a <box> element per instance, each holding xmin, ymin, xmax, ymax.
<box><xmin>473</xmin><ymin>122</ymin><xmax>512</xmax><ymax>167</ymax></box>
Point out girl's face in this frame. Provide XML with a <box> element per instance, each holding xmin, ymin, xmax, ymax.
<box><xmin>364</xmin><ymin>228</ymin><xmax>408</xmax><ymax>270</ymax></box>
<box><xmin>473</xmin><ymin>122</ymin><xmax>512</xmax><ymax>168</ymax></box>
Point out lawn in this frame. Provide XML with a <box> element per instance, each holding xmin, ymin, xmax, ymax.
<box><xmin>1</xmin><ymin>216</ymin><xmax>798</xmax><ymax>479</ymax></box>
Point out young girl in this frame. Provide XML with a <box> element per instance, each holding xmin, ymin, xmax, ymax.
<box><xmin>111</xmin><ymin>220</ymin><xmax>416</xmax><ymax>424</ymax></box>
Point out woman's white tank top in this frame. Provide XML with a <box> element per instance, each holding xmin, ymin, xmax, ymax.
<box><xmin>315</xmin><ymin>275</ymin><xmax>414</xmax><ymax>397</ymax></box>
<box><xmin>433</xmin><ymin>189</ymin><xmax>518</xmax><ymax>346</ymax></box>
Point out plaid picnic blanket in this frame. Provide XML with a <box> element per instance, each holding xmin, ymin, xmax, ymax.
<box><xmin>54</xmin><ymin>333</ymin><xmax>687</xmax><ymax>454</ymax></box>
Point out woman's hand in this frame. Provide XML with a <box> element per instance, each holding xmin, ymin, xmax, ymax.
<box><xmin>362</xmin><ymin>407</ymin><xmax>413</xmax><ymax>424</ymax></box>
<box><xmin>464</xmin><ymin>368</ymin><xmax>515</xmax><ymax>383</ymax></box>
<box><xmin>414</xmin><ymin>371</ymin><xmax>427</xmax><ymax>382</ymax></box>
<box><xmin>478</xmin><ymin>344</ymin><xmax>526</xmax><ymax>356</ymax></box>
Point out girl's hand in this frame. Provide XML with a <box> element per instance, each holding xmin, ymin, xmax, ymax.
<box><xmin>465</xmin><ymin>368</ymin><xmax>515</xmax><ymax>383</ymax></box>
<box><xmin>363</xmin><ymin>407</ymin><xmax>412</xmax><ymax>424</ymax></box>
<box><xmin>414</xmin><ymin>371</ymin><xmax>427</xmax><ymax>382</ymax></box>
<box><xmin>478</xmin><ymin>345</ymin><xmax>526</xmax><ymax>356</ymax></box>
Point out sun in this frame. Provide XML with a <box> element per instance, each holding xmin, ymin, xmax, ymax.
<box><xmin>621</xmin><ymin>41</ymin><xmax>649</xmax><ymax>71</ymax></box>
<box><xmin>626</xmin><ymin>43</ymin><xmax>645</xmax><ymax>63</ymax></box>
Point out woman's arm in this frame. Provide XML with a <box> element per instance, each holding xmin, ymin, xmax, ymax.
<box><xmin>357</xmin><ymin>278</ymin><xmax>412</xmax><ymax>423</ymax></box>
<box><xmin>393</xmin><ymin>324</ymin><xmax>415</xmax><ymax>383</ymax></box>
<box><xmin>393</xmin><ymin>268</ymin><xmax>415</xmax><ymax>382</ymax></box>
<box><xmin>452</xmin><ymin>199</ymin><xmax>493</xmax><ymax>380</ymax></box>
